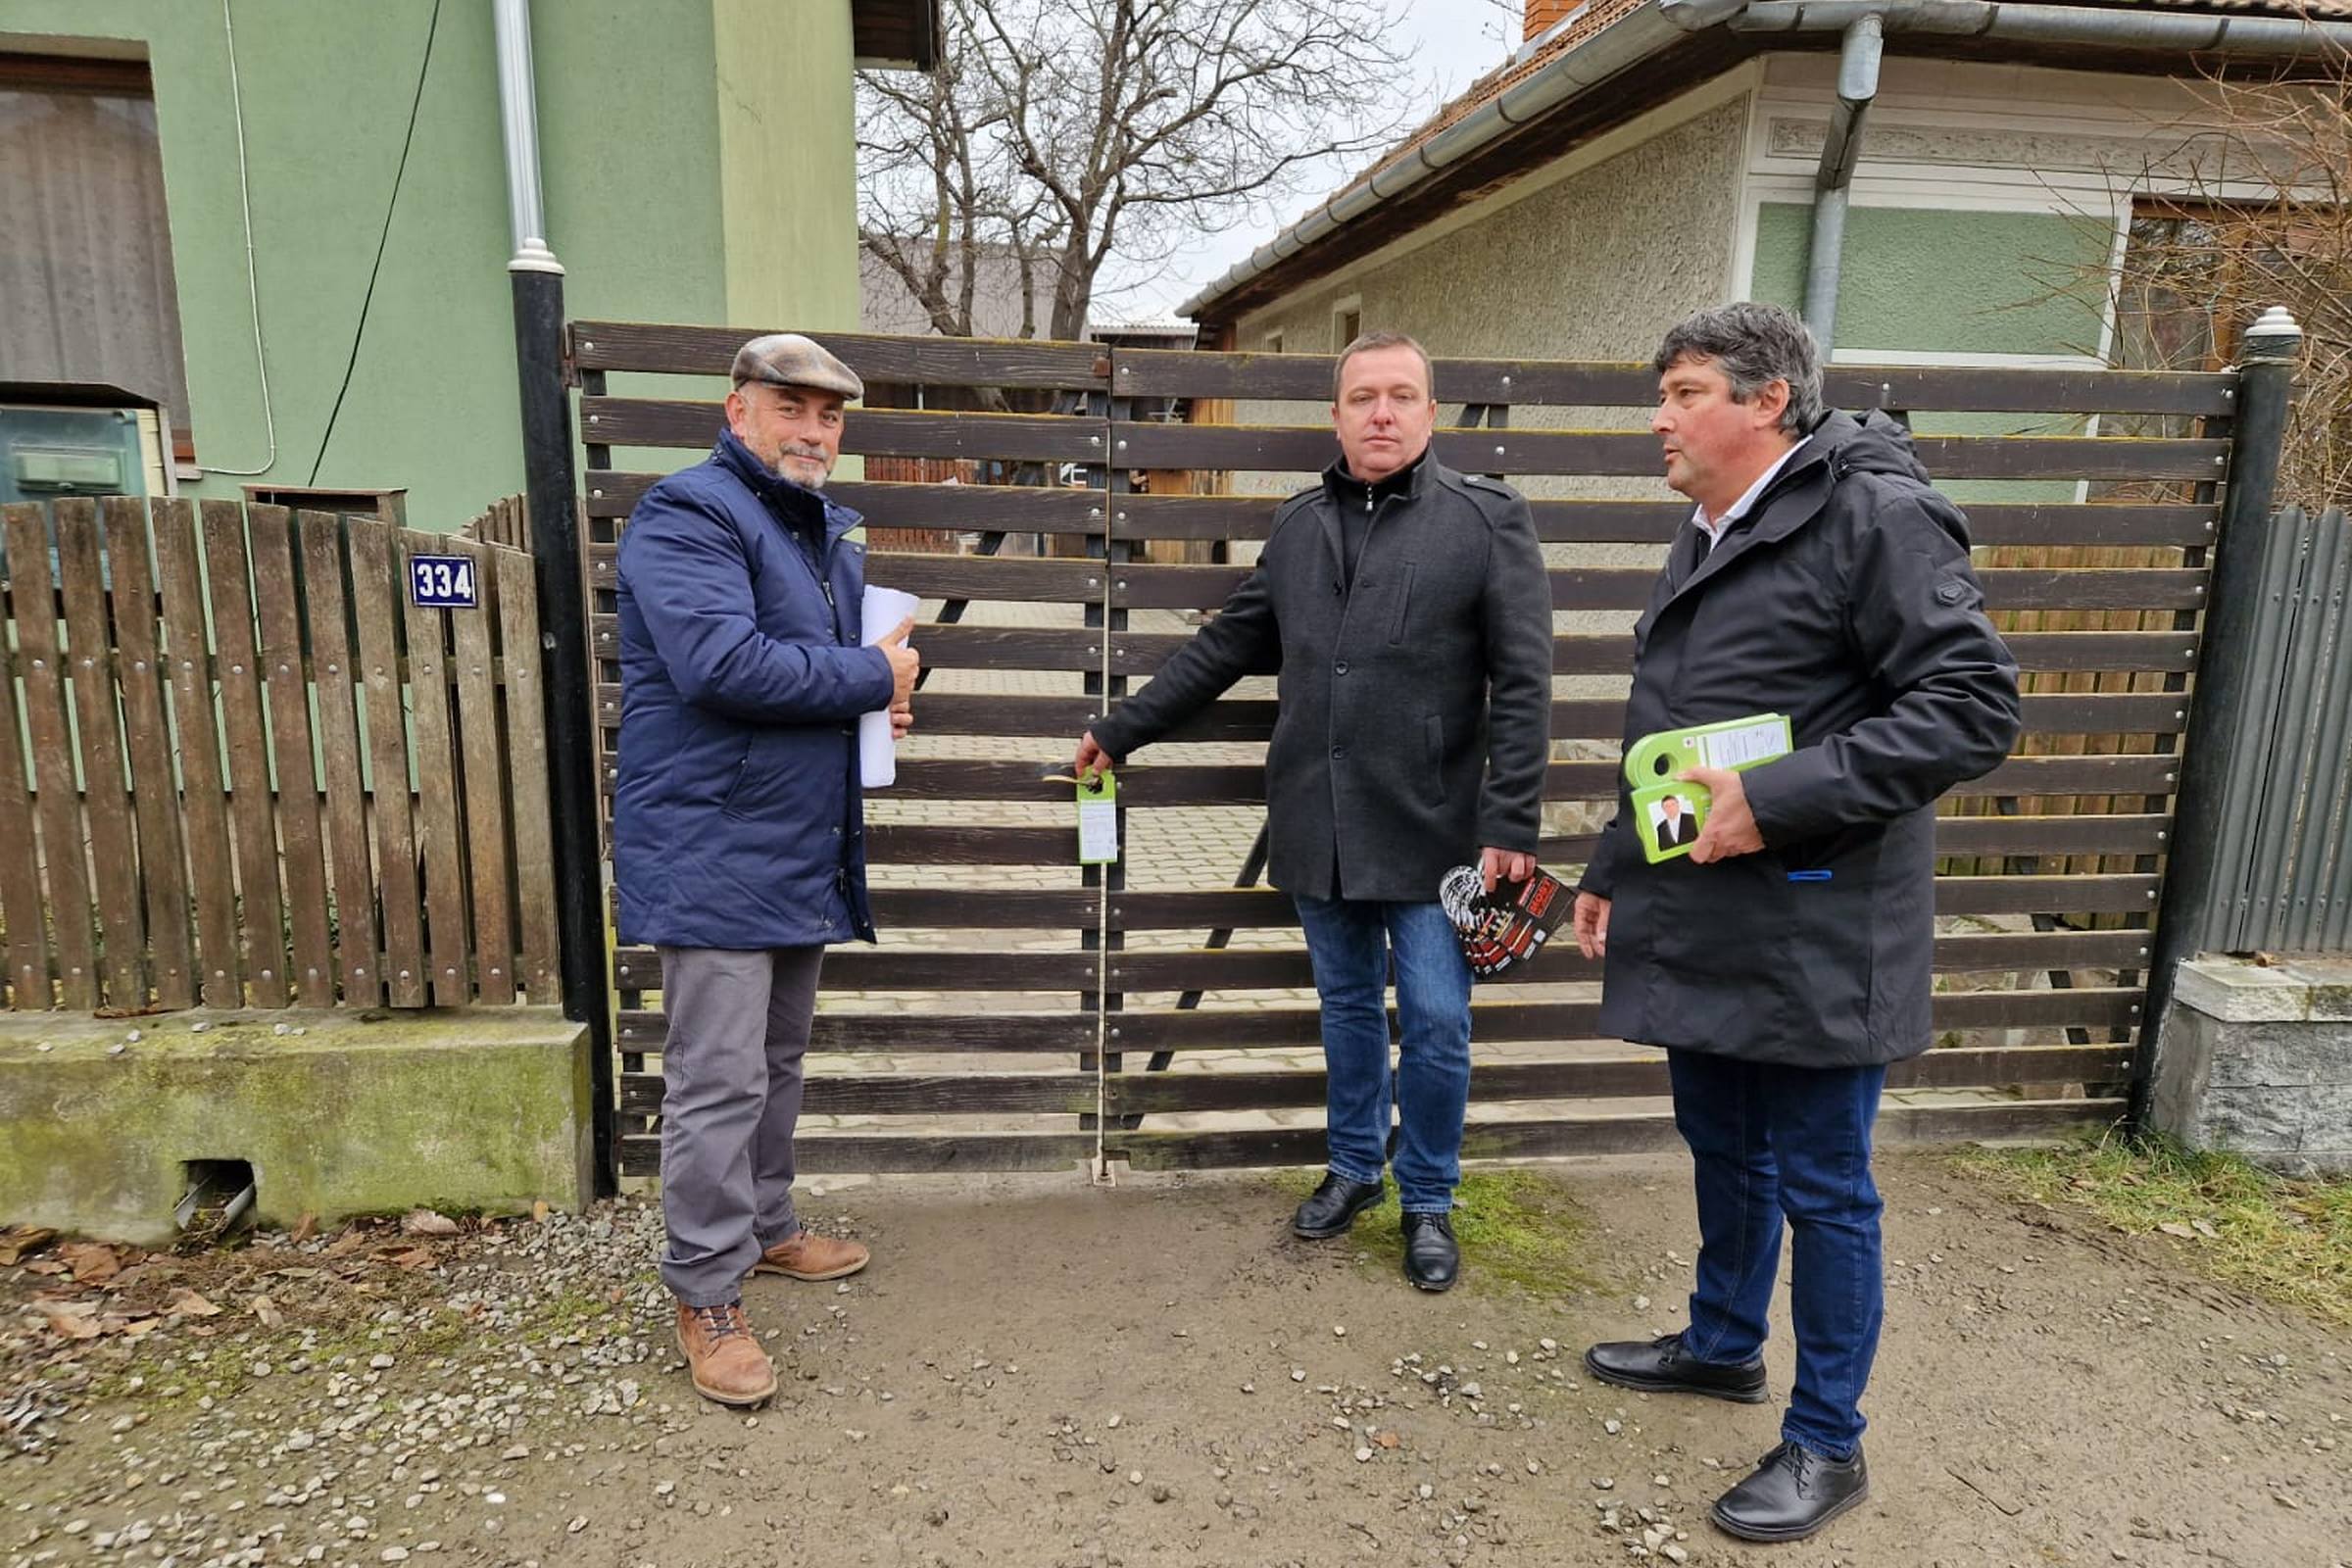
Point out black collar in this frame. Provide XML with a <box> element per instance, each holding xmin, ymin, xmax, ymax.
<box><xmin>1324</xmin><ymin>447</ymin><xmax>1430</xmax><ymax>510</ymax></box>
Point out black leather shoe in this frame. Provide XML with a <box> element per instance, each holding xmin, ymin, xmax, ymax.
<box><xmin>1582</xmin><ymin>1332</ymin><xmax>1769</xmax><ymax>1403</ymax></box>
<box><xmin>1709</xmin><ymin>1441</ymin><xmax>1869</xmax><ymax>1543</ymax></box>
<box><xmin>1292</xmin><ymin>1172</ymin><xmax>1387</xmax><ymax>1239</ymax></box>
<box><xmin>1400</xmin><ymin>1211</ymin><xmax>1459</xmax><ymax>1292</ymax></box>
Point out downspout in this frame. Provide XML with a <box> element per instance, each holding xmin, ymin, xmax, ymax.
<box><xmin>493</xmin><ymin>0</ymin><xmax>562</xmax><ymax>275</ymax></box>
<box><xmin>493</xmin><ymin>0</ymin><xmax>617</xmax><ymax>1190</ymax></box>
<box><xmin>1802</xmin><ymin>11</ymin><xmax>1883</xmax><ymax>350</ymax></box>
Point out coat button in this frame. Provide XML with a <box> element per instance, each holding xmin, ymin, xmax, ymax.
<box><xmin>1331</xmin><ymin>745</ymin><xmax>1347</xmax><ymax>760</ymax></box>
<box><xmin>1334</xmin><ymin>661</ymin><xmax>1348</xmax><ymax>675</ymax></box>
<box><xmin>831</xmin><ymin>825</ymin><xmax>842</xmax><ymax>836</ymax></box>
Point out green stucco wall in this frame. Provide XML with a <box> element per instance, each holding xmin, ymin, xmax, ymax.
<box><xmin>1748</xmin><ymin>202</ymin><xmax>2113</xmax><ymax>358</ymax></box>
<box><xmin>4</xmin><ymin>0</ymin><xmax>857</xmax><ymax>529</ymax></box>
<box><xmin>1748</xmin><ymin>203</ymin><xmax>2112</xmax><ymax>502</ymax></box>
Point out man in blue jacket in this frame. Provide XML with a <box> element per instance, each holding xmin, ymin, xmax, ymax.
<box><xmin>614</xmin><ymin>333</ymin><xmax>918</xmax><ymax>1407</ymax></box>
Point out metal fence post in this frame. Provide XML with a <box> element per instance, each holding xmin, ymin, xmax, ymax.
<box><xmin>2132</xmin><ymin>306</ymin><xmax>2303</xmax><ymax>1125</ymax></box>
<box><xmin>513</xmin><ymin>265</ymin><xmax>616</xmax><ymax>1194</ymax></box>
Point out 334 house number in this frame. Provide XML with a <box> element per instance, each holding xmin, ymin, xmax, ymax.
<box><xmin>409</xmin><ymin>555</ymin><xmax>478</xmax><ymax>609</ymax></box>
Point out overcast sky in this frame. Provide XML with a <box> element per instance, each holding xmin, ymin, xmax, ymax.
<box><xmin>1093</xmin><ymin>5</ymin><xmax>1519</xmax><ymax>323</ymax></box>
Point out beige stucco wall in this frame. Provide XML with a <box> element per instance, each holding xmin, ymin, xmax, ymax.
<box><xmin>1232</xmin><ymin>88</ymin><xmax>1750</xmax><ymax>450</ymax></box>
<box><xmin>714</xmin><ymin>0</ymin><xmax>859</xmax><ymax>331</ymax></box>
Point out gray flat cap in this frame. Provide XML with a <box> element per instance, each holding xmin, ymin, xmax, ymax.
<box><xmin>730</xmin><ymin>333</ymin><xmax>863</xmax><ymax>401</ymax></box>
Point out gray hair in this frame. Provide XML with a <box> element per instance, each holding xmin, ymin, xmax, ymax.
<box><xmin>1650</xmin><ymin>303</ymin><xmax>1823</xmax><ymax>436</ymax></box>
<box><xmin>1333</xmin><ymin>330</ymin><xmax>1435</xmax><ymax>404</ymax></box>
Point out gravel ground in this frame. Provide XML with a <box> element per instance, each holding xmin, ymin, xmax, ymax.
<box><xmin>4</xmin><ymin>1154</ymin><xmax>2349</xmax><ymax>1568</ymax></box>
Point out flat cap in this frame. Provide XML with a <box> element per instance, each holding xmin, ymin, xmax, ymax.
<box><xmin>730</xmin><ymin>333</ymin><xmax>863</xmax><ymax>401</ymax></box>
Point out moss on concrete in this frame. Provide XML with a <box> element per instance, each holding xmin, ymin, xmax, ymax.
<box><xmin>0</xmin><ymin>1007</ymin><xmax>593</xmax><ymax>1245</ymax></box>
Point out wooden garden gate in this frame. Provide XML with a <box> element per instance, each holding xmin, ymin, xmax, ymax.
<box><xmin>571</xmin><ymin>322</ymin><xmax>2236</xmax><ymax>1178</ymax></box>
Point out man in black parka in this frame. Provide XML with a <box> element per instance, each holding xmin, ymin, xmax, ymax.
<box><xmin>1574</xmin><ymin>304</ymin><xmax>2020</xmax><ymax>1543</ymax></box>
<box><xmin>1075</xmin><ymin>332</ymin><xmax>1553</xmax><ymax>1293</ymax></box>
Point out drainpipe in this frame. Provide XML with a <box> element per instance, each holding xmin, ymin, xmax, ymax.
<box><xmin>1802</xmin><ymin>11</ymin><xmax>1884</xmax><ymax>349</ymax></box>
<box><xmin>493</xmin><ymin>0</ymin><xmax>615</xmax><ymax>1194</ymax></box>
<box><xmin>493</xmin><ymin>0</ymin><xmax>561</xmax><ymax>275</ymax></box>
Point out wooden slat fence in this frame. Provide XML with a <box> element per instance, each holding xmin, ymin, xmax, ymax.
<box><xmin>463</xmin><ymin>494</ymin><xmax>533</xmax><ymax>552</ymax></box>
<box><xmin>0</xmin><ymin>499</ymin><xmax>558</xmax><ymax>1011</ymax></box>
<box><xmin>574</xmin><ymin>322</ymin><xmax>2238</xmax><ymax>1175</ymax></box>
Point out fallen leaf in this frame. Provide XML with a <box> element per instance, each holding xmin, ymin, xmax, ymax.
<box><xmin>385</xmin><ymin>1248</ymin><xmax>439</xmax><ymax>1270</ymax></box>
<box><xmin>122</xmin><ymin>1317</ymin><xmax>162</xmax><ymax>1340</ymax></box>
<box><xmin>37</xmin><ymin>1300</ymin><xmax>101</xmax><ymax>1341</ymax></box>
<box><xmin>532</xmin><ymin>1200</ymin><xmax>551</xmax><ymax>1224</ymax></box>
<box><xmin>24</xmin><ymin>1260</ymin><xmax>69</xmax><ymax>1277</ymax></box>
<box><xmin>250</xmin><ymin>1295</ymin><xmax>283</xmax><ymax>1329</ymax></box>
<box><xmin>290</xmin><ymin>1213</ymin><xmax>318</xmax><ymax>1245</ymax></box>
<box><xmin>60</xmin><ymin>1242</ymin><xmax>122</xmax><ymax>1285</ymax></box>
<box><xmin>166</xmin><ymin>1288</ymin><xmax>222</xmax><ymax>1317</ymax></box>
<box><xmin>268</xmin><ymin>1266</ymin><xmax>324</xmax><ymax>1281</ymax></box>
<box><xmin>0</xmin><ymin>1226</ymin><xmax>59</xmax><ymax>1266</ymax></box>
<box><xmin>2191</xmin><ymin>1217</ymin><xmax>2220</xmax><ymax>1239</ymax></box>
<box><xmin>401</xmin><ymin>1209</ymin><xmax>459</xmax><ymax>1238</ymax></box>
<box><xmin>1372</xmin><ymin>1431</ymin><xmax>1400</xmax><ymax>1450</ymax></box>
<box><xmin>325</xmin><ymin>1230</ymin><xmax>369</xmax><ymax>1258</ymax></box>
<box><xmin>2158</xmin><ymin>1221</ymin><xmax>2198</xmax><ymax>1240</ymax></box>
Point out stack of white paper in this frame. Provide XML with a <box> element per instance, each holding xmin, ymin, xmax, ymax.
<box><xmin>858</xmin><ymin>584</ymin><xmax>920</xmax><ymax>788</ymax></box>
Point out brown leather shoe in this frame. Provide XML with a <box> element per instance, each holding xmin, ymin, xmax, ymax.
<box><xmin>673</xmin><ymin>1300</ymin><xmax>775</xmax><ymax>1406</ymax></box>
<box><xmin>749</xmin><ymin>1229</ymin><xmax>869</xmax><ymax>1282</ymax></box>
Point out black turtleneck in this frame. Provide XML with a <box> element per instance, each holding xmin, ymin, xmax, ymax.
<box><xmin>1334</xmin><ymin>447</ymin><xmax>1426</xmax><ymax>590</ymax></box>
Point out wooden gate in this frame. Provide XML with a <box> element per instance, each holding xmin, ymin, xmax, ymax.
<box><xmin>572</xmin><ymin>323</ymin><xmax>2231</xmax><ymax>1176</ymax></box>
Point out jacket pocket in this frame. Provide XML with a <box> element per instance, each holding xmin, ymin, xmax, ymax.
<box><xmin>1389</xmin><ymin>562</ymin><xmax>1417</xmax><ymax>644</ymax></box>
<box><xmin>1424</xmin><ymin>713</ymin><xmax>1447</xmax><ymax>805</ymax></box>
<box><xmin>715</xmin><ymin>739</ymin><xmax>753</xmax><ymax>815</ymax></box>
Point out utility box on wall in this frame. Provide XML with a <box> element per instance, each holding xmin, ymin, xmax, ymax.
<box><xmin>0</xmin><ymin>382</ymin><xmax>173</xmax><ymax>511</ymax></box>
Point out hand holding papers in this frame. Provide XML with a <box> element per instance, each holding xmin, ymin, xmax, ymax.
<box><xmin>860</xmin><ymin>585</ymin><xmax>920</xmax><ymax>788</ymax></box>
<box><xmin>1624</xmin><ymin>712</ymin><xmax>1790</xmax><ymax>864</ymax></box>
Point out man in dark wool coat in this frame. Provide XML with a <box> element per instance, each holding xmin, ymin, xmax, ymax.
<box><xmin>1074</xmin><ymin>331</ymin><xmax>1553</xmax><ymax>1294</ymax></box>
<box><xmin>1573</xmin><ymin>303</ymin><xmax>2021</xmax><ymax>1542</ymax></box>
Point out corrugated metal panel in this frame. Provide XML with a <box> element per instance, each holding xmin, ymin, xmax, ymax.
<box><xmin>2211</xmin><ymin>506</ymin><xmax>2352</xmax><ymax>953</ymax></box>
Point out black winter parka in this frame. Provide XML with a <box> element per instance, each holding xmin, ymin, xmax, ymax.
<box><xmin>1582</xmin><ymin>411</ymin><xmax>2022</xmax><ymax>1066</ymax></box>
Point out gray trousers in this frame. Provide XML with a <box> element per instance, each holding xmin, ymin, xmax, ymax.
<box><xmin>657</xmin><ymin>945</ymin><xmax>822</xmax><ymax>1305</ymax></box>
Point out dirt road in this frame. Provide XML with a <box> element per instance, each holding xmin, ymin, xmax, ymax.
<box><xmin>5</xmin><ymin>1154</ymin><xmax>2347</xmax><ymax>1567</ymax></box>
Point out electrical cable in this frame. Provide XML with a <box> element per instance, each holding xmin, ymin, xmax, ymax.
<box><xmin>307</xmin><ymin>0</ymin><xmax>443</xmax><ymax>486</ymax></box>
<box><xmin>200</xmin><ymin>0</ymin><xmax>280</xmax><ymax>476</ymax></box>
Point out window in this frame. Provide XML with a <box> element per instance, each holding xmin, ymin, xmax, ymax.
<box><xmin>0</xmin><ymin>51</ymin><xmax>194</xmax><ymax>457</ymax></box>
<box><xmin>1333</xmin><ymin>299</ymin><xmax>1362</xmax><ymax>349</ymax></box>
<box><xmin>1263</xmin><ymin>328</ymin><xmax>1285</xmax><ymax>354</ymax></box>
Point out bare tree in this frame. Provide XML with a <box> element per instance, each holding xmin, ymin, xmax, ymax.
<box><xmin>2104</xmin><ymin>69</ymin><xmax>2352</xmax><ymax>509</ymax></box>
<box><xmin>858</xmin><ymin>0</ymin><xmax>1416</xmax><ymax>343</ymax></box>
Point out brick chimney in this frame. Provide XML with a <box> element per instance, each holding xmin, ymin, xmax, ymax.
<box><xmin>1523</xmin><ymin>0</ymin><xmax>1583</xmax><ymax>39</ymax></box>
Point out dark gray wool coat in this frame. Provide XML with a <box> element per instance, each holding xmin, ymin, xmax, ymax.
<box><xmin>1087</xmin><ymin>454</ymin><xmax>1553</xmax><ymax>904</ymax></box>
<box><xmin>1581</xmin><ymin>410</ymin><xmax>2023</xmax><ymax>1067</ymax></box>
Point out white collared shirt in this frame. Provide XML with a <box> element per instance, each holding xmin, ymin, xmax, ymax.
<box><xmin>1691</xmin><ymin>437</ymin><xmax>1811</xmax><ymax>553</ymax></box>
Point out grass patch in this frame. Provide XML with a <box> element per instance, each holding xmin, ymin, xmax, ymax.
<box><xmin>1957</xmin><ymin>1132</ymin><xmax>2352</xmax><ymax>1327</ymax></box>
<box><xmin>1275</xmin><ymin>1168</ymin><xmax>1601</xmax><ymax>1297</ymax></box>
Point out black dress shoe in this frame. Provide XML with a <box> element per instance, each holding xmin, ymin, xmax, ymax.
<box><xmin>1709</xmin><ymin>1440</ymin><xmax>1869</xmax><ymax>1542</ymax></box>
<box><xmin>1292</xmin><ymin>1172</ymin><xmax>1387</xmax><ymax>1239</ymax></box>
<box><xmin>1400</xmin><ymin>1211</ymin><xmax>1459</xmax><ymax>1292</ymax></box>
<box><xmin>1582</xmin><ymin>1332</ymin><xmax>1769</xmax><ymax>1403</ymax></box>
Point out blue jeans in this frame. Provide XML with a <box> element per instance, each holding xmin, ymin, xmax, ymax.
<box><xmin>1292</xmin><ymin>895</ymin><xmax>1473</xmax><ymax>1213</ymax></box>
<box><xmin>1667</xmin><ymin>1049</ymin><xmax>1886</xmax><ymax>1458</ymax></box>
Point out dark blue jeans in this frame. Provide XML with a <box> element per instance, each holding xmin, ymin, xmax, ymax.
<box><xmin>1667</xmin><ymin>1048</ymin><xmax>1887</xmax><ymax>1459</ymax></box>
<box><xmin>1293</xmin><ymin>895</ymin><xmax>1473</xmax><ymax>1213</ymax></box>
